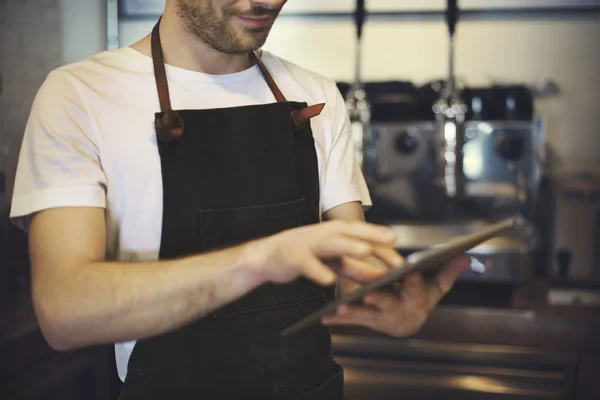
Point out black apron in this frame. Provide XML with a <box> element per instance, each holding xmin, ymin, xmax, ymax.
<box><xmin>117</xmin><ymin>19</ymin><xmax>343</xmax><ymax>400</ymax></box>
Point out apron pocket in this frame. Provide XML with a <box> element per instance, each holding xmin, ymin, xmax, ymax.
<box><xmin>197</xmin><ymin>196</ymin><xmax>325</xmax><ymax>319</ymax></box>
<box><xmin>197</xmin><ymin>195</ymin><xmax>307</xmax><ymax>250</ymax></box>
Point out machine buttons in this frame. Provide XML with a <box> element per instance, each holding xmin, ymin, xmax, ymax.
<box><xmin>394</xmin><ymin>131</ymin><xmax>420</xmax><ymax>154</ymax></box>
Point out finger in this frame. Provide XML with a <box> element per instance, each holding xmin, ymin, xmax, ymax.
<box><xmin>314</xmin><ymin>235</ymin><xmax>375</xmax><ymax>259</ymax></box>
<box><xmin>401</xmin><ymin>272</ymin><xmax>427</xmax><ymax>297</ymax></box>
<box><xmin>321</xmin><ymin>304</ymin><xmax>381</xmax><ymax>328</ymax></box>
<box><xmin>329</xmin><ymin>220</ymin><xmax>397</xmax><ymax>246</ymax></box>
<box><xmin>362</xmin><ymin>255</ymin><xmax>390</xmax><ymax>271</ymax></box>
<box><xmin>430</xmin><ymin>255</ymin><xmax>470</xmax><ymax>304</ymax></box>
<box><xmin>334</xmin><ymin>256</ymin><xmax>388</xmax><ymax>284</ymax></box>
<box><xmin>399</xmin><ymin>272</ymin><xmax>429</xmax><ymax>310</ymax></box>
<box><xmin>372</xmin><ymin>245</ymin><xmax>404</xmax><ymax>268</ymax></box>
<box><xmin>300</xmin><ymin>254</ymin><xmax>337</xmax><ymax>286</ymax></box>
<box><xmin>364</xmin><ymin>291</ymin><xmax>402</xmax><ymax>312</ymax></box>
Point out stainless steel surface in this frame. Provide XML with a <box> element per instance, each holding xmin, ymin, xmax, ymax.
<box><xmin>330</xmin><ymin>299</ymin><xmax>600</xmax><ymax>398</ymax></box>
<box><xmin>333</xmin><ymin>334</ymin><xmax>577</xmax><ymax>400</ymax></box>
<box><xmin>550</xmin><ymin>172</ymin><xmax>600</xmax><ymax>284</ymax></box>
<box><xmin>333</xmin><ymin>334</ymin><xmax>575</xmax><ymax>369</ymax></box>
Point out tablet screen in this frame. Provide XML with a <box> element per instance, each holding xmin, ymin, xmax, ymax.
<box><xmin>280</xmin><ymin>217</ymin><xmax>521</xmax><ymax>337</ymax></box>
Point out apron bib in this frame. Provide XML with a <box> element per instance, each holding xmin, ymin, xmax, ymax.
<box><xmin>118</xmin><ymin>18</ymin><xmax>343</xmax><ymax>400</ymax></box>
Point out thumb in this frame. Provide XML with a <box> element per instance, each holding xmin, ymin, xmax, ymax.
<box><xmin>435</xmin><ymin>255</ymin><xmax>470</xmax><ymax>294</ymax></box>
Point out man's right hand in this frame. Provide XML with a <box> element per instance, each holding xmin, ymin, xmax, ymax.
<box><xmin>245</xmin><ymin>220</ymin><xmax>402</xmax><ymax>287</ymax></box>
<box><xmin>28</xmin><ymin>207</ymin><xmax>401</xmax><ymax>351</ymax></box>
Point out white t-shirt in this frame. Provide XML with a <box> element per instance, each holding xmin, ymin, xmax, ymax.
<box><xmin>9</xmin><ymin>47</ymin><xmax>371</xmax><ymax>381</ymax></box>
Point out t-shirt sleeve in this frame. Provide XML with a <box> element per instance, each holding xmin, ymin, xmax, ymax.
<box><xmin>9</xmin><ymin>70</ymin><xmax>107</xmax><ymax>232</ymax></box>
<box><xmin>319</xmin><ymin>79</ymin><xmax>372</xmax><ymax>214</ymax></box>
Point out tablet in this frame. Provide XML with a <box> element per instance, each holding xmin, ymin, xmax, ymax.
<box><xmin>280</xmin><ymin>217</ymin><xmax>522</xmax><ymax>337</ymax></box>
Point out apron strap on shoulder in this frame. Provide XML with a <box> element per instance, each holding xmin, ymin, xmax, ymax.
<box><xmin>151</xmin><ymin>17</ymin><xmax>185</xmax><ymax>142</ymax></box>
<box><xmin>251</xmin><ymin>51</ymin><xmax>288</xmax><ymax>103</ymax></box>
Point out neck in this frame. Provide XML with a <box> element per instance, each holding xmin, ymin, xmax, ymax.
<box><xmin>130</xmin><ymin>12</ymin><xmax>253</xmax><ymax>75</ymax></box>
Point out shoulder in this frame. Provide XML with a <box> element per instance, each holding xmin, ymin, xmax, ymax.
<box><xmin>38</xmin><ymin>47</ymin><xmax>151</xmax><ymax>100</ymax></box>
<box><xmin>31</xmin><ymin>47</ymin><xmax>153</xmax><ymax>133</ymax></box>
<box><xmin>55</xmin><ymin>47</ymin><xmax>150</xmax><ymax>79</ymax></box>
<box><xmin>260</xmin><ymin>50</ymin><xmax>343</xmax><ymax>105</ymax></box>
<box><xmin>27</xmin><ymin>48</ymin><xmax>147</xmax><ymax>146</ymax></box>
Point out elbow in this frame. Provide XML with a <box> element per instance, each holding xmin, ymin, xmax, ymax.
<box><xmin>33</xmin><ymin>295</ymin><xmax>83</xmax><ymax>352</ymax></box>
<box><xmin>41</xmin><ymin>328</ymin><xmax>75</xmax><ymax>352</ymax></box>
<box><xmin>40</xmin><ymin>325</ymin><xmax>77</xmax><ymax>352</ymax></box>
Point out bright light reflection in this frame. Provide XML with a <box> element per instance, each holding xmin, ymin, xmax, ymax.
<box><xmin>444</xmin><ymin>122</ymin><xmax>456</xmax><ymax>141</ymax></box>
<box><xmin>463</xmin><ymin>141</ymin><xmax>484</xmax><ymax>179</ymax></box>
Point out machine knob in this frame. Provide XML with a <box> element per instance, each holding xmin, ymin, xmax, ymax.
<box><xmin>494</xmin><ymin>132</ymin><xmax>524</xmax><ymax>162</ymax></box>
<box><xmin>395</xmin><ymin>131</ymin><xmax>419</xmax><ymax>154</ymax></box>
<box><xmin>556</xmin><ymin>249</ymin><xmax>572</xmax><ymax>281</ymax></box>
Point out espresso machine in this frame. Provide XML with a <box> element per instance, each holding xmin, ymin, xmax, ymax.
<box><xmin>350</xmin><ymin>0</ymin><xmax>545</xmax><ymax>286</ymax></box>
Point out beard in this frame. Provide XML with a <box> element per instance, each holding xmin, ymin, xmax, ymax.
<box><xmin>175</xmin><ymin>0</ymin><xmax>282</xmax><ymax>54</ymax></box>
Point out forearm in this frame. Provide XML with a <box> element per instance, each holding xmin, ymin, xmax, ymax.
<box><xmin>34</xmin><ymin>244</ymin><xmax>261</xmax><ymax>351</ymax></box>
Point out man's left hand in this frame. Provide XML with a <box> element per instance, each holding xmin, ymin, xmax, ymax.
<box><xmin>322</xmin><ymin>255</ymin><xmax>470</xmax><ymax>337</ymax></box>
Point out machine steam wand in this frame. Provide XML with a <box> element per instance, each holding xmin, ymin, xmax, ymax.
<box><xmin>346</xmin><ymin>0</ymin><xmax>371</xmax><ymax>170</ymax></box>
<box><xmin>433</xmin><ymin>0</ymin><xmax>468</xmax><ymax>198</ymax></box>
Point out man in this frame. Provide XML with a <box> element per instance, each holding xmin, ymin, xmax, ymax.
<box><xmin>10</xmin><ymin>1</ymin><xmax>468</xmax><ymax>399</ymax></box>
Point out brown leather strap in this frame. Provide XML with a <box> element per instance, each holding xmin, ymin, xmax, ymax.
<box><xmin>151</xmin><ymin>19</ymin><xmax>172</xmax><ymax>113</ymax></box>
<box><xmin>151</xmin><ymin>18</ymin><xmax>185</xmax><ymax>143</ymax></box>
<box><xmin>250</xmin><ymin>51</ymin><xmax>287</xmax><ymax>103</ymax></box>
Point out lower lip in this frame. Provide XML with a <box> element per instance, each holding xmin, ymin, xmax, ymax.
<box><xmin>235</xmin><ymin>16</ymin><xmax>272</xmax><ymax>27</ymax></box>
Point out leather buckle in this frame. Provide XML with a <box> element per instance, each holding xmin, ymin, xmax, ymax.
<box><xmin>155</xmin><ymin>110</ymin><xmax>185</xmax><ymax>143</ymax></box>
<box><xmin>291</xmin><ymin>103</ymin><xmax>326</xmax><ymax>131</ymax></box>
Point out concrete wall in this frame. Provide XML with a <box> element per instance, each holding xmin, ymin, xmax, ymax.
<box><xmin>0</xmin><ymin>0</ymin><xmax>107</xmax><ymax>212</ymax></box>
<box><xmin>1</xmin><ymin>0</ymin><xmax>61</xmax><ymax>212</ymax></box>
<box><xmin>58</xmin><ymin>0</ymin><xmax>107</xmax><ymax>65</ymax></box>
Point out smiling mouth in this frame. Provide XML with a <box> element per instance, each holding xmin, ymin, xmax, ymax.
<box><xmin>234</xmin><ymin>15</ymin><xmax>273</xmax><ymax>26</ymax></box>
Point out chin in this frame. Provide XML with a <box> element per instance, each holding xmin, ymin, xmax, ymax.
<box><xmin>235</xmin><ymin>37</ymin><xmax>269</xmax><ymax>53</ymax></box>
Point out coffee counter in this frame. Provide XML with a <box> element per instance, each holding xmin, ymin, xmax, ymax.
<box><xmin>331</xmin><ymin>283</ymin><xmax>600</xmax><ymax>400</ymax></box>
<box><xmin>2</xmin><ymin>277</ymin><xmax>599</xmax><ymax>399</ymax></box>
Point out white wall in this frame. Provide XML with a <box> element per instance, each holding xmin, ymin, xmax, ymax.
<box><xmin>120</xmin><ymin>15</ymin><xmax>600</xmax><ymax>174</ymax></box>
